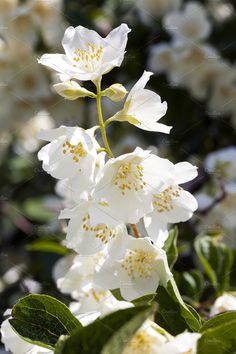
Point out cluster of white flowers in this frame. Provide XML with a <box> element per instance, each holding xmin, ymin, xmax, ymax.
<box><xmin>148</xmin><ymin>1</ymin><xmax>236</xmax><ymax>123</ymax></box>
<box><xmin>38</xmin><ymin>22</ymin><xmax>197</xmax><ymax>313</ymax></box>
<box><xmin>1</xmin><ymin>23</ymin><xmax>201</xmax><ymax>354</ymax></box>
<box><xmin>194</xmin><ymin>146</ymin><xmax>236</xmax><ymax>247</ymax></box>
<box><xmin>0</xmin><ymin>0</ymin><xmax>86</xmax><ymax>154</ymax></box>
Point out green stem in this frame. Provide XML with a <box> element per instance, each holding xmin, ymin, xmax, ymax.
<box><xmin>95</xmin><ymin>80</ymin><xmax>113</xmax><ymax>158</ymax></box>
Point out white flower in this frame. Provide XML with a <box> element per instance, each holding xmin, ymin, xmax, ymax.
<box><xmin>144</xmin><ymin>159</ymin><xmax>198</xmax><ymax>247</ymax></box>
<box><xmin>158</xmin><ymin>332</ymin><xmax>201</xmax><ymax>354</ymax></box>
<box><xmin>38</xmin><ymin>24</ymin><xmax>131</xmax><ymax>82</ymax></box>
<box><xmin>95</xmin><ymin>236</ymin><xmax>172</xmax><ymax>301</ymax></box>
<box><xmin>70</xmin><ymin>285</ymin><xmax>132</xmax><ymax>320</ymax></box>
<box><xmin>167</xmin><ymin>44</ymin><xmax>219</xmax><ymax>95</ymax></box>
<box><xmin>204</xmin><ymin>146</ymin><xmax>236</xmax><ymax>190</ymax></box>
<box><xmin>53</xmin><ymin>253</ymin><xmax>103</xmax><ymax>297</ymax></box>
<box><xmin>38</xmin><ymin>126</ymin><xmax>100</xmax><ymax>196</ymax></box>
<box><xmin>1</xmin><ymin>318</ymin><xmax>52</xmax><ymax>354</ymax></box>
<box><xmin>164</xmin><ymin>2</ymin><xmax>211</xmax><ymax>43</ymax></box>
<box><xmin>208</xmin><ymin>77</ymin><xmax>236</xmax><ymax>116</ymax></box>
<box><xmin>53</xmin><ymin>253</ymin><xmax>132</xmax><ymax>320</ymax></box>
<box><xmin>59</xmin><ymin>203</ymin><xmax>126</xmax><ymax>254</ymax></box>
<box><xmin>148</xmin><ymin>43</ymin><xmax>174</xmax><ymax>74</ymax></box>
<box><xmin>210</xmin><ymin>293</ymin><xmax>236</xmax><ymax>316</ymax></box>
<box><xmin>122</xmin><ymin>319</ymin><xmax>168</xmax><ymax>354</ymax></box>
<box><xmin>196</xmin><ymin>191</ymin><xmax>236</xmax><ymax>248</ymax></box>
<box><xmin>136</xmin><ymin>0</ymin><xmax>181</xmax><ymax>22</ymax></box>
<box><xmin>17</xmin><ymin>110</ymin><xmax>55</xmax><ymax>153</ymax></box>
<box><xmin>29</xmin><ymin>0</ymin><xmax>65</xmax><ymax>47</ymax></box>
<box><xmin>94</xmin><ymin>147</ymin><xmax>175</xmax><ymax>224</ymax></box>
<box><xmin>53</xmin><ymin>80</ymin><xmax>96</xmax><ymax>100</ymax></box>
<box><xmin>112</xmin><ymin>71</ymin><xmax>171</xmax><ymax>133</ymax></box>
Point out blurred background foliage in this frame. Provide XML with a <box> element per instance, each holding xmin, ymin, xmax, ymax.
<box><xmin>0</xmin><ymin>0</ymin><xmax>236</xmax><ymax>349</ymax></box>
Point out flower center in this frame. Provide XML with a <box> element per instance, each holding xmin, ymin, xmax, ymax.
<box><xmin>153</xmin><ymin>186</ymin><xmax>181</xmax><ymax>213</ymax></box>
<box><xmin>82</xmin><ymin>213</ymin><xmax>115</xmax><ymax>244</ymax></box>
<box><xmin>73</xmin><ymin>43</ymin><xmax>104</xmax><ymax>72</ymax></box>
<box><xmin>114</xmin><ymin>162</ymin><xmax>146</xmax><ymax>195</ymax></box>
<box><xmin>123</xmin><ymin>331</ymin><xmax>156</xmax><ymax>354</ymax></box>
<box><xmin>121</xmin><ymin>249</ymin><xmax>154</xmax><ymax>280</ymax></box>
<box><xmin>62</xmin><ymin>139</ymin><xmax>87</xmax><ymax>163</ymax></box>
<box><xmin>85</xmin><ymin>289</ymin><xmax>108</xmax><ymax>303</ymax></box>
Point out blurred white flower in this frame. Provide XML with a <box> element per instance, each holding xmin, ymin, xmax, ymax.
<box><xmin>53</xmin><ymin>252</ymin><xmax>132</xmax><ymax>320</ymax></box>
<box><xmin>168</xmin><ymin>44</ymin><xmax>219</xmax><ymax>94</ymax></box>
<box><xmin>70</xmin><ymin>285</ymin><xmax>132</xmax><ymax>321</ymax></box>
<box><xmin>208</xmin><ymin>77</ymin><xmax>236</xmax><ymax>116</ymax></box>
<box><xmin>148</xmin><ymin>43</ymin><xmax>174</xmax><ymax>74</ymax></box>
<box><xmin>210</xmin><ymin>293</ymin><xmax>236</xmax><ymax>316</ymax></box>
<box><xmin>95</xmin><ymin>236</ymin><xmax>172</xmax><ymax>301</ymax></box>
<box><xmin>39</xmin><ymin>24</ymin><xmax>131</xmax><ymax>82</ymax></box>
<box><xmin>164</xmin><ymin>2</ymin><xmax>211</xmax><ymax>43</ymax></box>
<box><xmin>196</xmin><ymin>191</ymin><xmax>236</xmax><ymax>247</ymax></box>
<box><xmin>5</xmin><ymin>5</ymin><xmax>37</xmax><ymax>51</ymax></box>
<box><xmin>122</xmin><ymin>319</ymin><xmax>168</xmax><ymax>354</ymax></box>
<box><xmin>112</xmin><ymin>71</ymin><xmax>171</xmax><ymax>133</ymax></box>
<box><xmin>204</xmin><ymin>146</ymin><xmax>236</xmax><ymax>190</ymax></box>
<box><xmin>0</xmin><ymin>0</ymin><xmax>18</xmax><ymax>23</ymax></box>
<box><xmin>16</xmin><ymin>110</ymin><xmax>54</xmax><ymax>153</ymax></box>
<box><xmin>158</xmin><ymin>332</ymin><xmax>201</xmax><ymax>354</ymax></box>
<box><xmin>29</xmin><ymin>0</ymin><xmax>65</xmax><ymax>47</ymax></box>
<box><xmin>136</xmin><ymin>0</ymin><xmax>181</xmax><ymax>22</ymax></box>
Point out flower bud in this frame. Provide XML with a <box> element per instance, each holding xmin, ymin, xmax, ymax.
<box><xmin>53</xmin><ymin>80</ymin><xmax>95</xmax><ymax>100</ymax></box>
<box><xmin>103</xmin><ymin>83</ymin><xmax>127</xmax><ymax>102</ymax></box>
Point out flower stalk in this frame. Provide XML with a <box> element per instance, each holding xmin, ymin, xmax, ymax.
<box><xmin>95</xmin><ymin>79</ymin><xmax>113</xmax><ymax>158</ymax></box>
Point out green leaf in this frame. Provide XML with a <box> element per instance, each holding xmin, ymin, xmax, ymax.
<box><xmin>9</xmin><ymin>294</ymin><xmax>81</xmax><ymax>349</ymax></box>
<box><xmin>22</xmin><ymin>198</ymin><xmax>55</xmax><ymax>222</ymax></box>
<box><xmin>59</xmin><ymin>305</ymin><xmax>155</xmax><ymax>354</ymax></box>
<box><xmin>132</xmin><ymin>293</ymin><xmax>156</xmax><ymax>306</ymax></box>
<box><xmin>155</xmin><ymin>278</ymin><xmax>202</xmax><ymax>335</ymax></box>
<box><xmin>197</xmin><ymin>312</ymin><xmax>236</xmax><ymax>354</ymax></box>
<box><xmin>163</xmin><ymin>226</ymin><xmax>178</xmax><ymax>269</ymax></box>
<box><xmin>110</xmin><ymin>288</ymin><xmax>125</xmax><ymax>301</ymax></box>
<box><xmin>194</xmin><ymin>234</ymin><xmax>233</xmax><ymax>292</ymax></box>
<box><xmin>175</xmin><ymin>270</ymin><xmax>205</xmax><ymax>302</ymax></box>
<box><xmin>26</xmin><ymin>240</ymin><xmax>69</xmax><ymax>255</ymax></box>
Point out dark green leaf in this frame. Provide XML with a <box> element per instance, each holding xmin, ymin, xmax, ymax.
<box><xmin>110</xmin><ymin>288</ymin><xmax>125</xmax><ymax>301</ymax></box>
<box><xmin>132</xmin><ymin>293</ymin><xmax>156</xmax><ymax>306</ymax></box>
<box><xmin>198</xmin><ymin>312</ymin><xmax>236</xmax><ymax>354</ymax></box>
<box><xmin>163</xmin><ymin>226</ymin><xmax>178</xmax><ymax>269</ymax></box>
<box><xmin>194</xmin><ymin>234</ymin><xmax>233</xmax><ymax>292</ymax></box>
<box><xmin>175</xmin><ymin>270</ymin><xmax>205</xmax><ymax>302</ymax></box>
<box><xmin>9</xmin><ymin>294</ymin><xmax>81</xmax><ymax>349</ymax></box>
<box><xmin>155</xmin><ymin>278</ymin><xmax>202</xmax><ymax>335</ymax></box>
<box><xmin>59</xmin><ymin>305</ymin><xmax>155</xmax><ymax>354</ymax></box>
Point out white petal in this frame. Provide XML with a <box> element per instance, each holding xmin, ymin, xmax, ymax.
<box><xmin>130</xmin><ymin>70</ymin><xmax>153</xmax><ymax>94</ymax></box>
<box><xmin>173</xmin><ymin>161</ymin><xmax>198</xmax><ymax>184</ymax></box>
<box><xmin>144</xmin><ymin>213</ymin><xmax>169</xmax><ymax>247</ymax></box>
<box><xmin>163</xmin><ymin>190</ymin><xmax>198</xmax><ymax>223</ymax></box>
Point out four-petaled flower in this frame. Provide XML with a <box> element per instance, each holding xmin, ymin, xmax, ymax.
<box><xmin>39</xmin><ymin>24</ymin><xmax>131</xmax><ymax>82</ymax></box>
